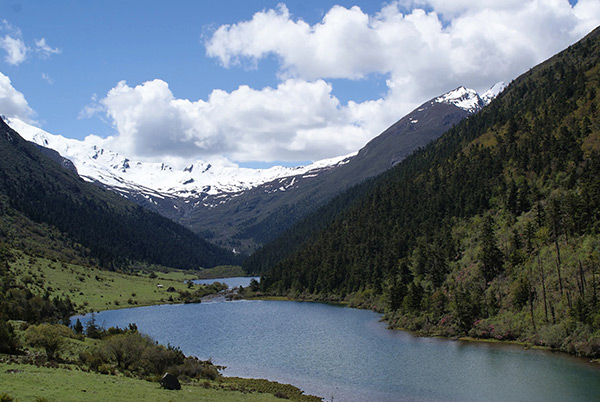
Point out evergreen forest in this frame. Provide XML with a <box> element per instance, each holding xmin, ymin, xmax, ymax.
<box><xmin>256</xmin><ymin>26</ymin><xmax>600</xmax><ymax>357</ymax></box>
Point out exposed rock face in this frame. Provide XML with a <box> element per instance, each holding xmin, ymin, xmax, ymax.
<box><xmin>160</xmin><ymin>373</ymin><xmax>181</xmax><ymax>390</ymax></box>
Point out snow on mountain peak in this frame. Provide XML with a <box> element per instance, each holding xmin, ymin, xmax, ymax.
<box><xmin>434</xmin><ymin>86</ymin><xmax>483</xmax><ymax>113</ymax></box>
<box><xmin>481</xmin><ymin>81</ymin><xmax>507</xmax><ymax>105</ymax></box>
<box><xmin>3</xmin><ymin>116</ymin><xmax>354</xmax><ymax>199</ymax></box>
<box><xmin>434</xmin><ymin>82</ymin><xmax>506</xmax><ymax>113</ymax></box>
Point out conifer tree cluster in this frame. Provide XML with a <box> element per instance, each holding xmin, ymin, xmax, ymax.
<box><xmin>256</xmin><ymin>27</ymin><xmax>600</xmax><ymax>356</ymax></box>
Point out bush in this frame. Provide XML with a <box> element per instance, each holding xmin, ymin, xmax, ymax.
<box><xmin>170</xmin><ymin>356</ymin><xmax>222</xmax><ymax>381</ymax></box>
<box><xmin>24</xmin><ymin>323</ymin><xmax>74</xmax><ymax>360</ymax></box>
<box><xmin>0</xmin><ymin>393</ymin><xmax>14</xmax><ymax>402</ymax></box>
<box><xmin>0</xmin><ymin>320</ymin><xmax>20</xmax><ymax>354</ymax></box>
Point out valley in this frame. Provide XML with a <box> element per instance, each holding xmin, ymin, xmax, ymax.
<box><xmin>5</xmin><ymin>84</ymin><xmax>503</xmax><ymax>253</ymax></box>
<box><xmin>0</xmin><ymin>3</ymin><xmax>599</xmax><ymax>401</ymax></box>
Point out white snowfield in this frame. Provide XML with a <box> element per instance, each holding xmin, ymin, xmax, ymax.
<box><xmin>5</xmin><ymin>116</ymin><xmax>355</xmax><ymax>198</ymax></box>
<box><xmin>5</xmin><ymin>82</ymin><xmax>504</xmax><ymax>201</ymax></box>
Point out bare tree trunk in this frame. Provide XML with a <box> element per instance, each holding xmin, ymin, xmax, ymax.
<box><xmin>555</xmin><ymin>240</ymin><xmax>564</xmax><ymax>296</ymax></box>
<box><xmin>528</xmin><ymin>263</ymin><xmax>536</xmax><ymax>331</ymax></box>
<box><xmin>538</xmin><ymin>254</ymin><xmax>549</xmax><ymax>323</ymax></box>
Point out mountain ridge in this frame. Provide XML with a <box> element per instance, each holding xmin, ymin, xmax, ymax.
<box><xmin>4</xmin><ymin>82</ymin><xmax>504</xmax><ymax>253</ymax></box>
<box><xmin>0</xmin><ymin>118</ymin><xmax>239</xmax><ymax>269</ymax></box>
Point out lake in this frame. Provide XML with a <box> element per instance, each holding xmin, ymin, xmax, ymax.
<box><xmin>74</xmin><ymin>299</ymin><xmax>600</xmax><ymax>402</ymax></box>
<box><xmin>192</xmin><ymin>276</ymin><xmax>260</xmax><ymax>289</ymax></box>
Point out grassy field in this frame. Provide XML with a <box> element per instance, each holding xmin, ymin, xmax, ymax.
<box><xmin>8</xmin><ymin>252</ymin><xmax>208</xmax><ymax>313</ymax></box>
<box><xmin>0</xmin><ymin>362</ymin><xmax>293</xmax><ymax>402</ymax></box>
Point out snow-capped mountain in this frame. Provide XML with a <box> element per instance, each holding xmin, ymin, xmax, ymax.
<box><xmin>3</xmin><ymin>82</ymin><xmax>505</xmax><ymax>253</ymax></box>
<box><xmin>4</xmin><ymin>116</ymin><xmax>355</xmax><ymax>203</ymax></box>
<box><xmin>4</xmin><ymin>82</ymin><xmax>504</xmax><ymax>202</ymax></box>
<box><xmin>434</xmin><ymin>82</ymin><xmax>506</xmax><ymax>113</ymax></box>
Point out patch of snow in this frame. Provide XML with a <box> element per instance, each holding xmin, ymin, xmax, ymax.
<box><xmin>5</xmin><ymin>116</ymin><xmax>356</xmax><ymax>202</ymax></box>
<box><xmin>434</xmin><ymin>86</ymin><xmax>483</xmax><ymax>113</ymax></box>
<box><xmin>481</xmin><ymin>81</ymin><xmax>507</xmax><ymax>105</ymax></box>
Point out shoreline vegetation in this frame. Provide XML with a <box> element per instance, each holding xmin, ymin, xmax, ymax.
<box><xmin>0</xmin><ymin>251</ymin><xmax>320</xmax><ymax>401</ymax></box>
<box><xmin>244</xmin><ymin>290</ymin><xmax>600</xmax><ymax>367</ymax></box>
<box><xmin>0</xmin><ymin>326</ymin><xmax>321</xmax><ymax>402</ymax></box>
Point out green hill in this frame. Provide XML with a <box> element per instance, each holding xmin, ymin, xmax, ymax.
<box><xmin>257</xmin><ymin>26</ymin><xmax>600</xmax><ymax>356</ymax></box>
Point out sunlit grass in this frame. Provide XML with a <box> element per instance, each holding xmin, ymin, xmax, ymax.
<box><xmin>0</xmin><ymin>363</ymin><xmax>287</xmax><ymax>402</ymax></box>
<box><xmin>8</xmin><ymin>252</ymin><xmax>201</xmax><ymax>313</ymax></box>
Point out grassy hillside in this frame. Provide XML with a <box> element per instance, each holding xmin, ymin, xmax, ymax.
<box><xmin>258</xmin><ymin>26</ymin><xmax>600</xmax><ymax>357</ymax></box>
<box><xmin>5</xmin><ymin>251</ymin><xmax>222</xmax><ymax>314</ymax></box>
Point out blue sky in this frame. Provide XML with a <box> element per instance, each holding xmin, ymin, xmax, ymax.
<box><xmin>1</xmin><ymin>0</ymin><xmax>598</xmax><ymax>167</ymax></box>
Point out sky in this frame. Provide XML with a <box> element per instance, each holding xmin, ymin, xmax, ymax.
<box><xmin>1</xmin><ymin>0</ymin><xmax>599</xmax><ymax>168</ymax></box>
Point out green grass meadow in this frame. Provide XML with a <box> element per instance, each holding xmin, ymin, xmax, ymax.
<box><xmin>9</xmin><ymin>253</ymin><xmax>202</xmax><ymax>313</ymax></box>
<box><xmin>0</xmin><ymin>363</ymin><xmax>287</xmax><ymax>402</ymax></box>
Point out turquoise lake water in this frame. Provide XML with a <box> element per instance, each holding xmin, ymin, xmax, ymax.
<box><xmin>74</xmin><ymin>299</ymin><xmax>600</xmax><ymax>402</ymax></box>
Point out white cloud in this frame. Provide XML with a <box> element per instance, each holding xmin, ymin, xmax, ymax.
<box><xmin>97</xmin><ymin>78</ymin><xmax>368</xmax><ymax>162</ymax></box>
<box><xmin>0</xmin><ymin>20</ymin><xmax>27</xmax><ymax>65</ymax></box>
<box><xmin>0</xmin><ymin>72</ymin><xmax>36</xmax><ymax>122</ymax></box>
<box><xmin>41</xmin><ymin>73</ymin><xmax>54</xmax><ymax>84</ymax></box>
<box><xmin>0</xmin><ymin>21</ymin><xmax>60</xmax><ymax>65</ymax></box>
<box><xmin>35</xmin><ymin>38</ymin><xmax>61</xmax><ymax>58</ymax></box>
<box><xmin>93</xmin><ymin>1</ymin><xmax>600</xmax><ymax>164</ymax></box>
<box><xmin>207</xmin><ymin>1</ymin><xmax>598</xmax><ymax>91</ymax></box>
<box><xmin>0</xmin><ymin>34</ymin><xmax>27</xmax><ymax>65</ymax></box>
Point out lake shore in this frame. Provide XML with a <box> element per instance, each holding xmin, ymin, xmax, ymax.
<box><xmin>246</xmin><ymin>292</ymin><xmax>600</xmax><ymax>367</ymax></box>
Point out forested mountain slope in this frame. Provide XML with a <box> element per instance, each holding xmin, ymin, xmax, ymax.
<box><xmin>242</xmin><ymin>91</ymin><xmax>490</xmax><ymax>272</ymax></box>
<box><xmin>259</xmin><ymin>26</ymin><xmax>600</xmax><ymax>356</ymax></box>
<box><xmin>0</xmin><ymin>120</ymin><xmax>239</xmax><ymax>270</ymax></box>
<box><xmin>176</xmin><ymin>87</ymin><xmax>485</xmax><ymax>252</ymax></box>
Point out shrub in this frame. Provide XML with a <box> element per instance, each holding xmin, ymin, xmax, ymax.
<box><xmin>24</xmin><ymin>323</ymin><xmax>74</xmax><ymax>360</ymax></box>
<box><xmin>0</xmin><ymin>320</ymin><xmax>20</xmax><ymax>354</ymax></box>
<box><xmin>0</xmin><ymin>393</ymin><xmax>15</xmax><ymax>402</ymax></box>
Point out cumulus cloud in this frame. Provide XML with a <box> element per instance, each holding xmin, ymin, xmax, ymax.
<box><xmin>96</xmin><ymin>78</ymin><xmax>368</xmax><ymax>162</ymax></box>
<box><xmin>95</xmin><ymin>1</ymin><xmax>600</xmax><ymax>163</ymax></box>
<box><xmin>206</xmin><ymin>1</ymin><xmax>598</xmax><ymax>91</ymax></box>
<box><xmin>0</xmin><ymin>72</ymin><xmax>36</xmax><ymax>122</ymax></box>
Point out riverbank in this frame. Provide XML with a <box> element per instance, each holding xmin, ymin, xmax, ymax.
<box><xmin>246</xmin><ymin>290</ymin><xmax>600</xmax><ymax>366</ymax></box>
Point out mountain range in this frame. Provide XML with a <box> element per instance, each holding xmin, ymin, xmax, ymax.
<box><xmin>4</xmin><ymin>83</ymin><xmax>504</xmax><ymax>253</ymax></box>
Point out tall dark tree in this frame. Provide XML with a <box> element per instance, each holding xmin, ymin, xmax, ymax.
<box><xmin>480</xmin><ymin>215</ymin><xmax>504</xmax><ymax>284</ymax></box>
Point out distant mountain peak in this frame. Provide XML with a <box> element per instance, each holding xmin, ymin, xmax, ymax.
<box><xmin>434</xmin><ymin>86</ymin><xmax>483</xmax><ymax>113</ymax></box>
<box><xmin>481</xmin><ymin>81</ymin><xmax>507</xmax><ymax>105</ymax></box>
<box><xmin>3</xmin><ymin>116</ymin><xmax>354</xmax><ymax>200</ymax></box>
<box><xmin>434</xmin><ymin>82</ymin><xmax>506</xmax><ymax>113</ymax></box>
